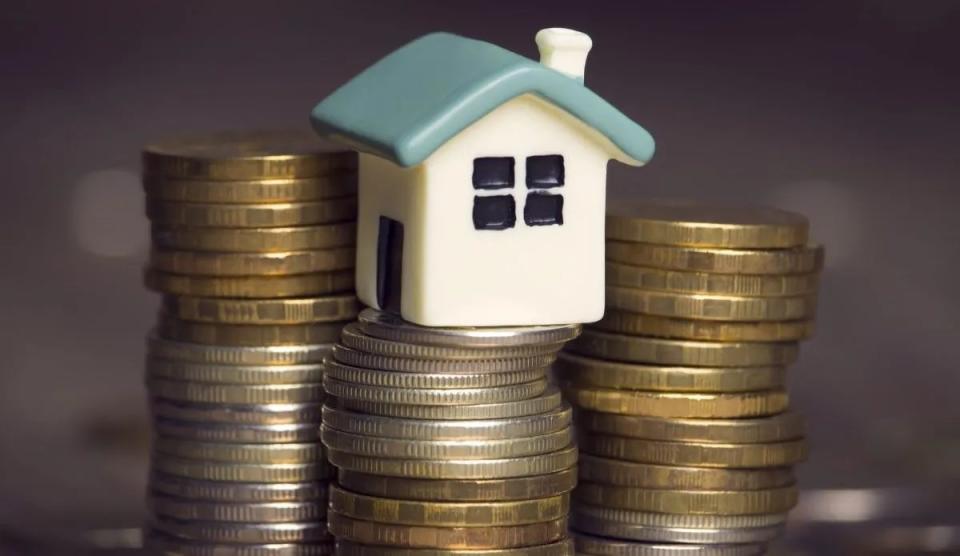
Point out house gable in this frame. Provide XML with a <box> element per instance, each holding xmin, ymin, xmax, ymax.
<box><xmin>381</xmin><ymin>93</ymin><xmax>609</xmax><ymax>325</ymax></box>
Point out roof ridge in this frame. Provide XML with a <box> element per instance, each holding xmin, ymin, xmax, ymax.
<box><xmin>311</xmin><ymin>31</ymin><xmax>654</xmax><ymax>167</ymax></box>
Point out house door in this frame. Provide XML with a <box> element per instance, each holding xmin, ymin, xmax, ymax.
<box><xmin>376</xmin><ymin>216</ymin><xmax>404</xmax><ymax>314</ymax></box>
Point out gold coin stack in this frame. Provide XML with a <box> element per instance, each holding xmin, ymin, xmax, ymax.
<box><xmin>560</xmin><ymin>200</ymin><xmax>824</xmax><ymax>555</ymax></box>
<box><xmin>320</xmin><ymin>308</ymin><xmax>581</xmax><ymax>556</ymax></box>
<box><xmin>140</xmin><ymin>130</ymin><xmax>359</xmax><ymax>555</ymax></box>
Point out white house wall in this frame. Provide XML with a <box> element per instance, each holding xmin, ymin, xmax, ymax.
<box><xmin>354</xmin><ymin>153</ymin><xmax>426</xmax><ymax>313</ymax></box>
<box><xmin>412</xmin><ymin>94</ymin><xmax>612</xmax><ymax>326</ymax></box>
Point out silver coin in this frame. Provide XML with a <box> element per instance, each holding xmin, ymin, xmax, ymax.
<box><xmin>150</xmin><ymin>399</ymin><xmax>321</xmax><ymax>425</ymax></box>
<box><xmin>154</xmin><ymin>419</ymin><xmax>318</xmax><ymax>443</ymax></box>
<box><xmin>149</xmin><ymin>494</ymin><xmax>325</xmax><ymax>522</ymax></box>
<box><xmin>151</xmin><ymin>516</ymin><xmax>331</xmax><ymax>543</ymax></box>
<box><xmin>574</xmin><ymin>533</ymin><xmax>766</xmax><ymax>555</ymax></box>
<box><xmin>147</xmin><ymin>358</ymin><xmax>325</xmax><ymax>385</ymax></box>
<box><xmin>340</xmin><ymin>322</ymin><xmax>565</xmax><ymax>359</ymax></box>
<box><xmin>149</xmin><ymin>472</ymin><xmax>326</xmax><ymax>502</ymax></box>
<box><xmin>147</xmin><ymin>379</ymin><xmax>324</xmax><ymax>404</ymax></box>
<box><xmin>336</xmin><ymin>386</ymin><xmax>563</xmax><ymax>420</ymax></box>
<box><xmin>151</xmin><ymin>455</ymin><xmax>334</xmax><ymax>483</ymax></box>
<box><xmin>357</xmin><ymin>308</ymin><xmax>581</xmax><ymax>347</ymax></box>
<box><xmin>147</xmin><ymin>334</ymin><xmax>332</xmax><ymax>365</ymax></box>
<box><xmin>573</xmin><ymin>505</ymin><xmax>789</xmax><ymax>530</ymax></box>
<box><xmin>321</xmin><ymin>404</ymin><xmax>572</xmax><ymax>440</ymax></box>
<box><xmin>572</xmin><ymin>512</ymin><xmax>783</xmax><ymax>544</ymax></box>
<box><xmin>152</xmin><ymin>437</ymin><xmax>324</xmax><ymax>463</ymax></box>
<box><xmin>332</xmin><ymin>345</ymin><xmax>556</xmax><ymax>374</ymax></box>
<box><xmin>323</xmin><ymin>376</ymin><xmax>547</xmax><ymax>406</ymax></box>
<box><xmin>145</xmin><ymin>530</ymin><xmax>334</xmax><ymax>555</ymax></box>
<box><xmin>320</xmin><ymin>425</ymin><xmax>573</xmax><ymax>459</ymax></box>
<box><xmin>324</xmin><ymin>359</ymin><xmax>546</xmax><ymax>389</ymax></box>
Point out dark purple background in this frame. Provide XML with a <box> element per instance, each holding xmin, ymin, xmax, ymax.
<box><xmin>1</xmin><ymin>0</ymin><xmax>958</xmax><ymax>550</ymax></box>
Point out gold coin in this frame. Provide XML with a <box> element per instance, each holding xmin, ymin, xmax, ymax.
<box><xmin>573</xmin><ymin>533</ymin><xmax>766</xmax><ymax>556</ymax></box>
<box><xmin>579</xmin><ymin>435</ymin><xmax>807</xmax><ymax>468</ymax></box>
<box><xmin>607</xmin><ymin>241</ymin><xmax>824</xmax><ymax>275</ymax></box>
<box><xmin>149</xmin><ymin>472</ymin><xmax>327</xmax><ymax>502</ymax></box>
<box><xmin>153</xmin><ymin>438</ymin><xmax>323</xmax><ymax>464</ymax></box>
<box><xmin>156</xmin><ymin>315</ymin><xmax>343</xmax><ymax>346</ymax></box>
<box><xmin>152</xmin><ymin>223</ymin><xmax>356</xmax><ymax>253</ymax></box>
<box><xmin>605</xmin><ymin>200</ymin><xmax>809</xmax><ymax>248</ymax></box>
<box><xmin>575</xmin><ymin>411</ymin><xmax>806</xmax><ymax>444</ymax></box>
<box><xmin>325</xmin><ymin>361</ymin><xmax>546</xmax><ymax>390</ymax></box>
<box><xmin>144</xmin><ymin>173</ymin><xmax>356</xmax><ymax>203</ymax></box>
<box><xmin>324</xmin><ymin>377</ymin><xmax>548</xmax><ymax>406</ymax></box>
<box><xmin>332</xmin><ymin>345</ymin><xmax>557</xmax><ymax>374</ymax></box>
<box><xmin>321</xmin><ymin>404</ymin><xmax>572</xmax><ymax>441</ymax></box>
<box><xmin>574</xmin><ymin>483</ymin><xmax>799</xmax><ymax>515</ymax></box>
<box><xmin>561</xmin><ymin>384</ymin><xmax>787</xmax><ymax>418</ymax></box>
<box><xmin>144</xmin><ymin>269</ymin><xmax>354</xmax><ymax>298</ymax></box>
<box><xmin>358</xmin><ymin>308</ymin><xmax>581</xmax><ymax>348</ymax></box>
<box><xmin>163</xmin><ymin>295</ymin><xmax>358</xmax><ymax>324</ymax></box>
<box><xmin>152</xmin><ymin>455</ymin><xmax>333</xmax><ymax>482</ymax></box>
<box><xmin>571</xmin><ymin>504</ymin><xmax>789</xmax><ymax>529</ymax></box>
<box><xmin>336</xmin><ymin>469</ymin><xmax>578</xmax><ymax>502</ymax></box>
<box><xmin>568</xmin><ymin>329</ymin><xmax>798</xmax><ymax>367</ymax></box>
<box><xmin>594</xmin><ymin>309</ymin><xmax>814</xmax><ymax>343</ymax></box>
<box><xmin>150</xmin><ymin>400</ymin><xmax>321</xmax><ymax>425</ymax></box>
<box><xmin>149</xmin><ymin>248</ymin><xmax>355</xmax><ymax>276</ymax></box>
<box><xmin>554</xmin><ymin>352</ymin><xmax>785</xmax><ymax>393</ymax></box>
<box><xmin>146</xmin><ymin>198</ymin><xmax>357</xmax><ymax>228</ymax></box>
<box><xmin>145</xmin><ymin>530</ymin><xmax>333</xmax><ymax>556</ymax></box>
<box><xmin>334</xmin><ymin>539</ymin><xmax>574</xmax><ymax>556</ymax></box>
<box><xmin>329</xmin><ymin>485</ymin><xmax>569</xmax><ymax>526</ymax></box>
<box><xmin>338</xmin><ymin>387</ymin><xmax>563</xmax><ymax>420</ymax></box>
<box><xmin>149</xmin><ymin>494</ymin><xmax>324</xmax><ymax>522</ymax></box>
<box><xmin>151</xmin><ymin>516</ymin><xmax>330</xmax><ymax>544</ymax></box>
<box><xmin>326</xmin><ymin>444</ymin><xmax>577</xmax><ymax>479</ymax></box>
<box><xmin>321</xmin><ymin>426</ymin><xmax>572</xmax><ymax>460</ymax></box>
<box><xmin>327</xmin><ymin>511</ymin><xmax>567</xmax><ymax>549</ymax></box>
<box><xmin>154</xmin><ymin>419</ymin><xmax>318</xmax><ymax>443</ymax></box>
<box><xmin>147</xmin><ymin>336</ymin><xmax>331</xmax><ymax>365</ymax></box>
<box><xmin>142</xmin><ymin>130</ymin><xmax>356</xmax><ymax>180</ymax></box>
<box><xmin>606</xmin><ymin>262</ymin><xmax>819</xmax><ymax>297</ymax></box>
<box><xmin>148</xmin><ymin>379</ymin><xmax>323</xmax><ymax>404</ymax></box>
<box><xmin>147</xmin><ymin>359</ymin><xmax>325</xmax><ymax>385</ymax></box>
<box><xmin>605</xmin><ymin>286</ymin><xmax>817</xmax><ymax>322</ymax></box>
<box><xmin>340</xmin><ymin>323</ymin><xmax>564</xmax><ymax>360</ymax></box>
<box><xmin>577</xmin><ymin>455</ymin><xmax>794</xmax><ymax>490</ymax></box>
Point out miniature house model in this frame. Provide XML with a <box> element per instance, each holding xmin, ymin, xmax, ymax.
<box><xmin>311</xmin><ymin>28</ymin><xmax>654</xmax><ymax>327</ymax></box>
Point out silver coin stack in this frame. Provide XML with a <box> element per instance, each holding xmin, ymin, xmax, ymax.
<box><xmin>139</xmin><ymin>131</ymin><xmax>359</xmax><ymax>555</ymax></box>
<box><xmin>319</xmin><ymin>308</ymin><xmax>581</xmax><ymax>554</ymax></box>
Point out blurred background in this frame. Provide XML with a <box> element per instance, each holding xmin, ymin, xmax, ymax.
<box><xmin>1</xmin><ymin>0</ymin><xmax>958</xmax><ymax>553</ymax></box>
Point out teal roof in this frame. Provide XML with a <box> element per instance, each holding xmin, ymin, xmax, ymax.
<box><xmin>310</xmin><ymin>32</ymin><xmax>655</xmax><ymax>168</ymax></box>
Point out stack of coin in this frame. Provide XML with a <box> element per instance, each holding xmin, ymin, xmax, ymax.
<box><xmin>140</xmin><ymin>130</ymin><xmax>359</xmax><ymax>554</ymax></box>
<box><xmin>560</xmin><ymin>200</ymin><xmax>823</xmax><ymax>555</ymax></box>
<box><xmin>321</xmin><ymin>309</ymin><xmax>581</xmax><ymax>556</ymax></box>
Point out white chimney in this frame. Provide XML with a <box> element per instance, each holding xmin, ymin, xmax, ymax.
<box><xmin>535</xmin><ymin>28</ymin><xmax>593</xmax><ymax>83</ymax></box>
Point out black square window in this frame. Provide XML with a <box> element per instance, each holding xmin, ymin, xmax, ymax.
<box><xmin>473</xmin><ymin>195</ymin><xmax>516</xmax><ymax>230</ymax></box>
<box><xmin>526</xmin><ymin>155</ymin><xmax>564</xmax><ymax>188</ymax></box>
<box><xmin>472</xmin><ymin>157</ymin><xmax>514</xmax><ymax>189</ymax></box>
<box><xmin>524</xmin><ymin>193</ymin><xmax>563</xmax><ymax>226</ymax></box>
